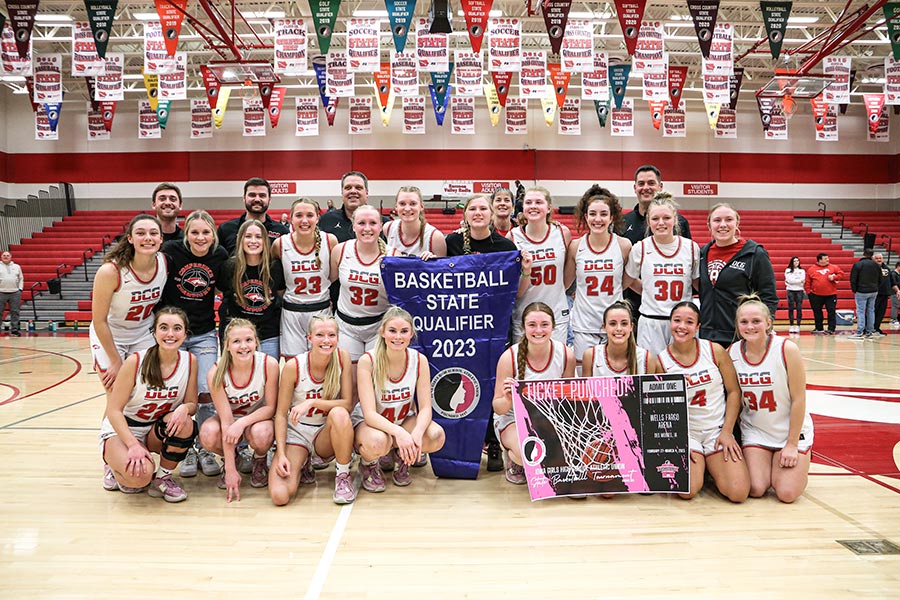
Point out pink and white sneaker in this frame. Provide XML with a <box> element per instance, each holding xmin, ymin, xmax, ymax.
<box><xmin>378</xmin><ymin>453</ymin><xmax>395</xmax><ymax>472</ymax></box>
<box><xmin>333</xmin><ymin>472</ymin><xmax>357</xmax><ymax>504</ymax></box>
<box><xmin>505</xmin><ymin>461</ymin><xmax>526</xmax><ymax>485</ymax></box>
<box><xmin>359</xmin><ymin>462</ymin><xmax>386</xmax><ymax>493</ymax></box>
<box><xmin>148</xmin><ymin>474</ymin><xmax>188</xmax><ymax>502</ymax></box>
<box><xmin>392</xmin><ymin>452</ymin><xmax>412</xmax><ymax>487</ymax></box>
<box><xmin>103</xmin><ymin>464</ymin><xmax>118</xmax><ymax>492</ymax></box>
<box><xmin>300</xmin><ymin>458</ymin><xmax>316</xmax><ymax>484</ymax></box>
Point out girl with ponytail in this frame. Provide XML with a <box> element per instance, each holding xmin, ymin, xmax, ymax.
<box><xmin>272</xmin><ymin>198</ymin><xmax>338</xmax><ymax>358</ymax></box>
<box><xmin>270</xmin><ymin>315</ymin><xmax>356</xmax><ymax>506</ymax></box>
<box><xmin>582</xmin><ymin>301</ymin><xmax>658</xmax><ymax>377</ymax></box>
<box><xmin>492</xmin><ymin>302</ymin><xmax>575</xmax><ymax>485</ymax></box>
<box><xmin>352</xmin><ymin>307</ymin><xmax>446</xmax><ymax>492</ymax></box>
<box><xmin>100</xmin><ymin>307</ymin><xmax>197</xmax><ymax>503</ymax></box>
<box><xmin>200</xmin><ymin>319</ymin><xmax>279</xmax><ymax>503</ymax></box>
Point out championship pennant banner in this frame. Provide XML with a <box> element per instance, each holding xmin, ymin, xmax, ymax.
<box><xmin>511</xmin><ymin>374</ymin><xmax>689</xmax><ymax>500</ymax></box>
<box><xmin>382</xmin><ymin>252</ymin><xmax>521</xmax><ymax>479</ymax></box>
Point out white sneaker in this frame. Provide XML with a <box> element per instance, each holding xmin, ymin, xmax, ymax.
<box><xmin>198</xmin><ymin>449</ymin><xmax>222</xmax><ymax>476</ymax></box>
<box><xmin>180</xmin><ymin>447</ymin><xmax>198</xmax><ymax>478</ymax></box>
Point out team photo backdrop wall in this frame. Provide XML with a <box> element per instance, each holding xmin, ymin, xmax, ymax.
<box><xmin>0</xmin><ymin>90</ymin><xmax>897</xmax><ymax>211</ymax></box>
<box><xmin>511</xmin><ymin>373</ymin><xmax>690</xmax><ymax>501</ymax></box>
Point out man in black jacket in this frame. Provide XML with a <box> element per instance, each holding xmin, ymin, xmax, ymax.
<box><xmin>216</xmin><ymin>177</ymin><xmax>289</xmax><ymax>253</ymax></box>
<box><xmin>848</xmin><ymin>248</ymin><xmax>882</xmax><ymax>339</ymax></box>
<box><xmin>872</xmin><ymin>252</ymin><xmax>891</xmax><ymax>336</ymax></box>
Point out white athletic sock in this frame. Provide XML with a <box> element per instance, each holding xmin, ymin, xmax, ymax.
<box><xmin>253</xmin><ymin>453</ymin><xmax>266</xmax><ymax>459</ymax></box>
<box><xmin>362</xmin><ymin>459</ymin><xmax>377</xmax><ymax>466</ymax></box>
<box><xmin>335</xmin><ymin>461</ymin><xmax>351</xmax><ymax>475</ymax></box>
<box><xmin>157</xmin><ymin>467</ymin><xmax>172</xmax><ymax>477</ymax></box>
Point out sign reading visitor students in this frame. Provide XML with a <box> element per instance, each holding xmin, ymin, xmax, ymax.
<box><xmin>382</xmin><ymin>252</ymin><xmax>521</xmax><ymax>479</ymax></box>
<box><xmin>511</xmin><ymin>374</ymin><xmax>689</xmax><ymax>500</ymax></box>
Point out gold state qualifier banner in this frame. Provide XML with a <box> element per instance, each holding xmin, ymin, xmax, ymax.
<box><xmin>382</xmin><ymin>251</ymin><xmax>521</xmax><ymax>479</ymax></box>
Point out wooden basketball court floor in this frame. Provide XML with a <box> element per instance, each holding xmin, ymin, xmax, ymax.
<box><xmin>1</xmin><ymin>330</ymin><xmax>898</xmax><ymax>599</ymax></box>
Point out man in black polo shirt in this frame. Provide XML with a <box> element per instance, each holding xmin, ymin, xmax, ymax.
<box><xmin>319</xmin><ymin>171</ymin><xmax>378</xmax><ymax>242</ymax></box>
<box><xmin>620</xmin><ymin>165</ymin><xmax>692</xmax><ymax>319</ymax></box>
<box><xmin>152</xmin><ymin>182</ymin><xmax>184</xmax><ymax>243</ymax></box>
<box><xmin>621</xmin><ymin>165</ymin><xmax>691</xmax><ymax>244</ymax></box>
<box><xmin>217</xmin><ymin>177</ymin><xmax>290</xmax><ymax>253</ymax></box>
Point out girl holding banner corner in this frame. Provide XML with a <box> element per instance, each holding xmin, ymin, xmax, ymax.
<box><xmin>353</xmin><ymin>307</ymin><xmax>446</xmax><ymax>492</ymax></box>
<box><xmin>582</xmin><ymin>301</ymin><xmax>658</xmax><ymax>377</ymax></box>
<box><xmin>508</xmin><ymin>188</ymin><xmax>572</xmax><ymax>344</ymax></box>
<box><xmin>658</xmin><ymin>302</ymin><xmax>749</xmax><ymax>503</ymax></box>
<box><xmin>493</xmin><ymin>302</ymin><xmax>576</xmax><ymax>485</ymax></box>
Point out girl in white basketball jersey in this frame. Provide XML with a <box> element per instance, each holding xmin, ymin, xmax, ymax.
<box><xmin>270</xmin><ymin>316</ymin><xmax>356</xmax><ymax>506</ymax></box>
<box><xmin>354</xmin><ymin>307</ymin><xmax>446</xmax><ymax>492</ymax></box>
<box><xmin>383</xmin><ymin>186</ymin><xmax>447</xmax><ymax>259</ymax></box>
<box><xmin>493</xmin><ymin>303</ymin><xmax>576</xmax><ymax>485</ymax></box>
<box><xmin>200</xmin><ymin>319</ymin><xmax>279</xmax><ymax>503</ymax></box>
<box><xmin>508</xmin><ymin>188</ymin><xmax>572</xmax><ymax>344</ymax></box>
<box><xmin>582</xmin><ymin>302</ymin><xmax>658</xmax><ymax>377</ymax></box>
<box><xmin>331</xmin><ymin>205</ymin><xmax>396</xmax><ymax>363</ymax></box>
<box><xmin>90</xmin><ymin>215</ymin><xmax>168</xmax><ymax>392</ymax></box>
<box><xmin>564</xmin><ymin>186</ymin><xmax>634</xmax><ymax>359</ymax></box>
<box><xmin>658</xmin><ymin>302</ymin><xmax>749</xmax><ymax>502</ymax></box>
<box><xmin>272</xmin><ymin>198</ymin><xmax>338</xmax><ymax>358</ymax></box>
<box><xmin>626</xmin><ymin>193</ymin><xmax>700</xmax><ymax>356</ymax></box>
<box><xmin>730</xmin><ymin>296</ymin><xmax>813</xmax><ymax>503</ymax></box>
<box><xmin>100</xmin><ymin>307</ymin><xmax>197</xmax><ymax>502</ymax></box>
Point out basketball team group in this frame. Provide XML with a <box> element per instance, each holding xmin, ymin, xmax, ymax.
<box><xmin>94</xmin><ymin>166</ymin><xmax>811</xmax><ymax>509</ymax></box>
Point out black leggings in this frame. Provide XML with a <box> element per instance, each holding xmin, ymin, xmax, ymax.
<box><xmin>786</xmin><ymin>290</ymin><xmax>805</xmax><ymax>326</ymax></box>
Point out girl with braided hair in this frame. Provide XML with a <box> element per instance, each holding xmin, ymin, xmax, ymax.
<box><xmin>383</xmin><ymin>186</ymin><xmax>446</xmax><ymax>259</ymax></box>
<box><xmin>272</xmin><ymin>198</ymin><xmax>338</xmax><ymax>358</ymax></box>
<box><xmin>492</xmin><ymin>302</ymin><xmax>575</xmax><ymax>485</ymax></box>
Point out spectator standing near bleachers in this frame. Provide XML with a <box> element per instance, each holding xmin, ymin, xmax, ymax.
<box><xmin>805</xmin><ymin>253</ymin><xmax>843</xmax><ymax>335</ymax></box>
<box><xmin>873</xmin><ymin>253</ymin><xmax>891</xmax><ymax>336</ymax></box>
<box><xmin>848</xmin><ymin>249</ymin><xmax>881</xmax><ymax>339</ymax></box>
<box><xmin>784</xmin><ymin>257</ymin><xmax>806</xmax><ymax>334</ymax></box>
<box><xmin>152</xmin><ymin>183</ymin><xmax>184</xmax><ymax>243</ymax></box>
<box><xmin>890</xmin><ymin>262</ymin><xmax>900</xmax><ymax>328</ymax></box>
<box><xmin>0</xmin><ymin>251</ymin><xmax>23</xmax><ymax>337</ymax></box>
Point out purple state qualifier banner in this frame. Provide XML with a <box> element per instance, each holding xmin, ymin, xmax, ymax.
<box><xmin>382</xmin><ymin>251</ymin><xmax>521</xmax><ymax>479</ymax></box>
<box><xmin>511</xmin><ymin>374</ymin><xmax>689</xmax><ymax>500</ymax></box>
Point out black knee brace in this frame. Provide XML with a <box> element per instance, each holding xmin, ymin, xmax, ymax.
<box><xmin>156</xmin><ymin>419</ymin><xmax>199</xmax><ymax>463</ymax></box>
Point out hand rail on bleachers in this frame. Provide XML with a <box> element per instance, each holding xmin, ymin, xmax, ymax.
<box><xmin>82</xmin><ymin>249</ymin><xmax>94</xmax><ymax>281</ymax></box>
<box><xmin>817</xmin><ymin>202</ymin><xmax>827</xmax><ymax>228</ymax></box>
<box><xmin>835</xmin><ymin>212</ymin><xmax>845</xmax><ymax>238</ymax></box>
<box><xmin>29</xmin><ymin>282</ymin><xmax>45</xmax><ymax>321</ymax></box>
<box><xmin>859</xmin><ymin>222</ymin><xmax>869</xmax><ymax>240</ymax></box>
<box><xmin>881</xmin><ymin>235</ymin><xmax>892</xmax><ymax>264</ymax></box>
<box><xmin>102</xmin><ymin>234</ymin><xmax>112</xmax><ymax>250</ymax></box>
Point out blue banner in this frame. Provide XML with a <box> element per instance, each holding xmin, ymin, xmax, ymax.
<box><xmin>382</xmin><ymin>251</ymin><xmax>521</xmax><ymax>479</ymax></box>
<box><xmin>428</xmin><ymin>83</ymin><xmax>452</xmax><ymax>126</ymax></box>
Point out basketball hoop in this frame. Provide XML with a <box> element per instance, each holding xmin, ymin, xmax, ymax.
<box><xmin>782</xmin><ymin>94</ymin><xmax>798</xmax><ymax>116</ymax></box>
<box><xmin>205</xmin><ymin>60</ymin><xmax>280</xmax><ymax>86</ymax></box>
<box><xmin>757</xmin><ymin>73</ymin><xmax>833</xmax><ymax>100</ymax></box>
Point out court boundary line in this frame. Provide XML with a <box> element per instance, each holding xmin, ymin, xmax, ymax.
<box><xmin>812</xmin><ymin>450</ymin><xmax>900</xmax><ymax>495</ymax></box>
<box><xmin>804</xmin><ymin>356</ymin><xmax>900</xmax><ymax>382</ymax></box>
<box><xmin>0</xmin><ymin>393</ymin><xmax>103</xmax><ymax>430</ymax></box>
<box><xmin>0</xmin><ymin>346</ymin><xmax>84</xmax><ymax>406</ymax></box>
<box><xmin>304</xmin><ymin>502</ymin><xmax>354</xmax><ymax>600</ymax></box>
